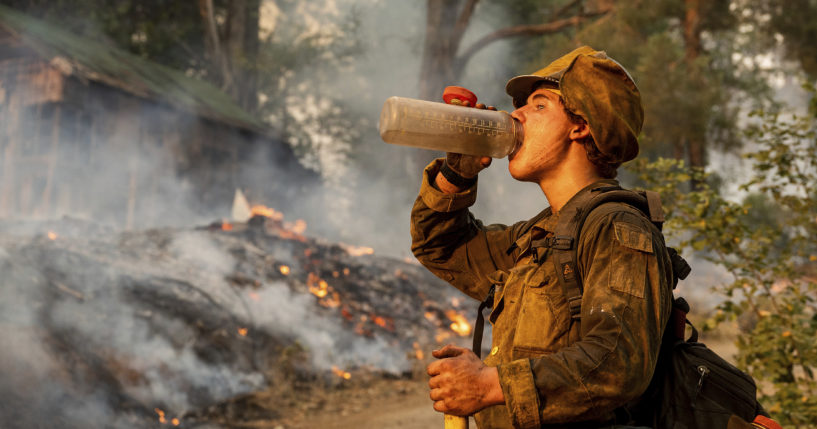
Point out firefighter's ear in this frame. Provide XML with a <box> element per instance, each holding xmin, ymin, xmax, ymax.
<box><xmin>569</xmin><ymin>122</ymin><xmax>591</xmax><ymax>142</ymax></box>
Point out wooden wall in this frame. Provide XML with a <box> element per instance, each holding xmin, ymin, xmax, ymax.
<box><xmin>0</xmin><ymin>39</ymin><xmax>317</xmax><ymax>228</ymax></box>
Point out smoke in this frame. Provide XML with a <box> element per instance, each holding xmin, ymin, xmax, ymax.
<box><xmin>0</xmin><ymin>222</ymin><xmax>418</xmax><ymax>427</ymax></box>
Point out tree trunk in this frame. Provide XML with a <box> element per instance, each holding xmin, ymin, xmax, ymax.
<box><xmin>418</xmin><ymin>0</ymin><xmax>471</xmax><ymax>102</ymax></box>
<box><xmin>683</xmin><ymin>0</ymin><xmax>706</xmax><ymax>187</ymax></box>
<box><xmin>225</xmin><ymin>0</ymin><xmax>261</xmax><ymax>113</ymax></box>
<box><xmin>198</xmin><ymin>0</ymin><xmax>261</xmax><ymax>113</ymax></box>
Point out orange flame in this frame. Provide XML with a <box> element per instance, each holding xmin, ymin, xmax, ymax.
<box><xmin>251</xmin><ymin>205</ymin><xmax>284</xmax><ymax>221</ymax></box>
<box><xmin>47</xmin><ymin>231</ymin><xmax>57</xmax><ymax>240</ymax></box>
<box><xmin>371</xmin><ymin>314</ymin><xmax>395</xmax><ymax>331</ymax></box>
<box><xmin>221</xmin><ymin>221</ymin><xmax>233</xmax><ymax>231</ymax></box>
<box><xmin>445</xmin><ymin>309</ymin><xmax>472</xmax><ymax>336</ymax></box>
<box><xmin>435</xmin><ymin>331</ymin><xmax>452</xmax><ymax>343</ymax></box>
<box><xmin>155</xmin><ymin>408</ymin><xmax>167</xmax><ymax>424</ymax></box>
<box><xmin>332</xmin><ymin>366</ymin><xmax>352</xmax><ymax>380</ymax></box>
<box><xmin>424</xmin><ymin>312</ymin><xmax>436</xmax><ymax>322</ymax></box>
<box><xmin>342</xmin><ymin>268</ymin><xmax>350</xmax><ymax>276</ymax></box>
<box><xmin>413</xmin><ymin>342</ymin><xmax>425</xmax><ymax>360</ymax></box>
<box><xmin>289</xmin><ymin>219</ymin><xmax>307</xmax><ymax>234</ymax></box>
<box><xmin>279</xmin><ymin>265</ymin><xmax>290</xmax><ymax>276</ymax></box>
<box><xmin>171</xmin><ymin>418</ymin><xmax>180</xmax><ymax>426</ymax></box>
<box><xmin>308</xmin><ymin>273</ymin><xmax>330</xmax><ymax>298</ymax></box>
<box><xmin>237</xmin><ymin>327</ymin><xmax>248</xmax><ymax>337</ymax></box>
<box><xmin>343</xmin><ymin>244</ymin><xmax>374</xmax><ymax>256</ymax></box>
<box><xmin>320</xmin><ymin>292</ymin><xmax>341</xmax><ymax>308</ymax></box>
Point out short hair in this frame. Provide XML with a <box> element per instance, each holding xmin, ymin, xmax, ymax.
<box><xmin>562</xmin><ymin>105</ymin><xmax>621</xmax><ymax>179</ymax></box>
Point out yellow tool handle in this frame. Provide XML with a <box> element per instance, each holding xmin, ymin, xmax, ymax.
<box><xmin>444</xmin><ymin>414</ymin><xmax>468</xmax><ymax>429</ymax></box>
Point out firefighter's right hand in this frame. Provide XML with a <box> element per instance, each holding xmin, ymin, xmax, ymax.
<box><xmin>444</xmin><ymin>98</ymin><xmax>494</xmax><ymax>179</ymax></box>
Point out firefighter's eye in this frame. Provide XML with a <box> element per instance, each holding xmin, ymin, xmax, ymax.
<box><xmin>536</xmin><ymin>104</ymin><xmax>545</xmax><ymax>110</ymax></box>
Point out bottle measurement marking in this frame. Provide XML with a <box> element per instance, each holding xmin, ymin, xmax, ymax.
<box><xmin>401</xmin><ymin>106</ymin><xmax>512</xmax><ymax>137</ymax></box>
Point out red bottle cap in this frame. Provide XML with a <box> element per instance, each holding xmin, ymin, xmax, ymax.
<box><xmin>443</xmin><ymin>86</ymin><xmax>478</xmax><ymax>107</ymax></box>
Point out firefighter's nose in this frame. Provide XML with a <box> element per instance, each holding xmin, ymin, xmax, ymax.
<box><xmin>511</xmin><ymin>109</ymin><xmax>525</xmax><ymax>122</ymax></box>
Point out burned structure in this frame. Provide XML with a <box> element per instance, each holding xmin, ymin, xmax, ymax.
<box><xmin>0</xmin><ymin>6</ymin><xmax>317</xmax><ymax>229</ymax></box>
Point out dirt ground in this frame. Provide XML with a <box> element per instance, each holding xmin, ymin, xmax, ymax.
<box><xmin>266</xmin><ymin>373</ymin><xmax>451</xmax><ymax>429</ymax></box>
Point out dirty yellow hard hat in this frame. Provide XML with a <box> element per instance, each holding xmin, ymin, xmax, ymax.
<box><xmin>505</xmin><ymin>46</ymin><xmax>643</xmax><ymax>164</ymax></box>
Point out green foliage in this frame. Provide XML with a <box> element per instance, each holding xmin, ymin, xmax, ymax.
<box><xmin>628</xmin><ymin>96</ymin><xmax>817</xmax><ymax>427</ymax></box>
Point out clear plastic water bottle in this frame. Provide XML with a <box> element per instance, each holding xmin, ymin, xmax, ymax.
<box><xmin>378</xmin><ymin>96</ymin><xmax>523</xmax><ymax>158</ymax></box>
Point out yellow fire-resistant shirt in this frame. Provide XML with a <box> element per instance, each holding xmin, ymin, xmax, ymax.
<box><xmin>411</xmin><ymin>159</ymin><xmax>673</xmax><ymax>428</ymax></box>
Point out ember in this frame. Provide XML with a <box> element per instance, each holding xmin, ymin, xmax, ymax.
<box><xmin>279</xmin><ymin>265</ymin><xmax>291</xmax><ymax>275</ymax></box>
<box><xmin>445</xmin><ymin>309</ymin><xmax>472</xmax><ymax>336</ymax></box>
<box><xmin>155</xmin><ymin>408</ymin><xmax>167</xmax><ymax>424</ymax></box>
<box><xmin>331</xmin><ymin>366</ymin><xmax>352</xmax><ymax>380</ymax></box>
<box><xmin>221</xmin><ymin>220</ymin><xmax>233</xmax><ymax>231</ymax></box>
<box><xmin>413</xmin><ymin>342</ymin><xmax>425</xmax><ymax>360</ymax></box>
<box><xmin>237</xmin><ymin>327</ymin><xmax>248</xmax><ymax>336</ymax></box>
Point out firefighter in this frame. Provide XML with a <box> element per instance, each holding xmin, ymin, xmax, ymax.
<box><xmin>411</xmin><ymin>46</ymin><xmax>673</xmax><ymax>428</ymax></box>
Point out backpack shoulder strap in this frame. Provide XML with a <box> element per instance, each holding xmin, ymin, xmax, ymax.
<box><xmin>548</xmin><ymin>186</ymin><xmax>662</xmax><ymax>320</ymax></box>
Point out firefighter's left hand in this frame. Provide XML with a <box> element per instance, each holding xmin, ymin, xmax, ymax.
<box><xmin>427</xmin><ymin>344</ymin><xmax>505</xmax><ymax>416</ymax></box>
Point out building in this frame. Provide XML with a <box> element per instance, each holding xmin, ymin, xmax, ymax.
<box><xmin>0</xmin><ymin>5</ymin><xmax>317</xmax><ymax>228</ymax></box>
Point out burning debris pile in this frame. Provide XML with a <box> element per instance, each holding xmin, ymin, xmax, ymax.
<box><xmin>0</xmin><ymin>208</ymin><xmax>474</xmax><ymax>428</ymax></box>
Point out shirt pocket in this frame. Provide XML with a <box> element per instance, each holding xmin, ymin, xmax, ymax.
<box><xmin>609</xmin><ymin>221</ymin><xmax>653</xmax><ymax>299</ymax></box>
<box><xmin>512</xmin><ymin>263</ymin><xmax>570</xmax><ymax>355</ymax></box>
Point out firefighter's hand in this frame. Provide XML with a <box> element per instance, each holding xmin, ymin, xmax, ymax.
<box><xmin>426</xmin><ymin>344</ymin><xmax>505</xmax><ymax>416</ymax></box>
<box><xmin>444</xmin><ymin>99</ymin><xmax>494</xmax><ymax>179</ymax></box>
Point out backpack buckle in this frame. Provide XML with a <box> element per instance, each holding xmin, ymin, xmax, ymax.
<box><xmin>551</xmin><ymin>236</ymin><xmax>574</xmax><ymax>250</ymax></box>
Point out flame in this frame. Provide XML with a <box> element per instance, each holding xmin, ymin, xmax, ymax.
<box><xmin>47</xmin><ymin>231</ymin><xmax>57</xmax><ymax>240</ymax></box>
<box><xmin>251</xmin><ymin>205</ymin><xmax>284</xmax><ymax>221</ymax></box>
<box><xmin>341</xmin><ymin>307</ymin><xmax>354</xmax><ymax>321</ymax></box>
<box><xmin>221</xmin><ymin>220</ymin><xmax>233</xmax><ymax>231</ymax></box>
<box><xmin>289</xmin><ymin>219</ymin><xmax>307</xmax><ymax>234</ymax></box>
<box><xmin>371</xmin><ymin>314</ymin><xmax>394</xmax><ymax>331</ymax></box>
<box><xmin>343</xmin><ymin>244</ymin><xmax>374</xmax><ymax>256</ymax></box>
<box><xmin>332</xmin><ymin>366</ymin><xmax>352</xmax><ymax>380</ymax></box>
<box><xmin>171</xmin><ymin>418</ymin><xmax>180</xmax><ymax>426</ymax></box>
<box><xmin>332</xmin><ymin>270</ymin><xmax>340</xmax><ymax>278</ymax></box>
<box><xmin>445</xmin><ymin>309</ymin><xmax>472</xmax><ymax>336</ymax></box>
<box><xmin>279</xmin><ymin>265</ymin><xmax>290</xmax><ymax>275</ymax></box>
<box><xmin>342</xmin><ymin>268</ymin><xmax>350</xmax><ymax>276</ymax></box>
<box><xmin>320</xmin><ymin>292</ymin><xmax>341</xmax><ymax>308</ymax></box>
<box><xmin>424</xmin><ymin>312</ymin><xmax>436</xmax><ymax>322</ymax></box>
<box><xmin>435</xmin><ymin>331</ymin><xmax>452</xmax><ymax>343</ymax></box>
<box><xmin>237</xmin><ymin>327</ymin><xmax>248</xmax><ymax>337</ymax></box>
<box><xmin>155</xmin><ymin>408</ymin><xmax>167</xmax><ymax>424</ymax></box>
<box><xmin>413</xmin><ymin>342</ymin><xmax>424</xmax><ymax>360</ymax></box>
<box><xmin>308</xmin><ymin>273</ymin><xmax>330</xmax><ymax>298</ymax></box>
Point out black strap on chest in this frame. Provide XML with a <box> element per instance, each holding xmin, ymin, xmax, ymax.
<box><xmin>470</xmin><ymin>186</ymin><xmax>690</xmax><ymax>356</ymax></box>
<box><xmin>472</xmin><ymin>285</ymin><xmax>494</xmax><ymax>358</ymax></box>
<box><xmin>535</xmin><ymin>186</ymin><xmax>679</xmax><ymax>320</ymax></box>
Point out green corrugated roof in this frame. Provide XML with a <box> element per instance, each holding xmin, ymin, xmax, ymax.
<box><xmin>0</xmin><ymin>5</ymin><xmax>268</xmax><ymax>133</ymax></box>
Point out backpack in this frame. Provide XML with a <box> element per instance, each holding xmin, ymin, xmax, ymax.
<box><xmin>472</xmin><ymin>184</ymin><xmax>781</xmax><ymax>429</ymax></box>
